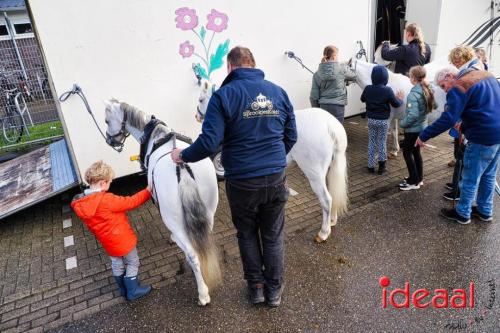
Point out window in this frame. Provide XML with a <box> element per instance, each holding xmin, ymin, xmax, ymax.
<box><xmin>0</xmin><ymin>25</ymin><xmax>8</xmax><ymax>36</ymax></box>
<box><xmin>14</xmin><ymin>23</ymin><xmax>32</xmax><ymax>34</ymax></box>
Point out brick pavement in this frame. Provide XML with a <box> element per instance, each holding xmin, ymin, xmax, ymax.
<box><xmin>0</xmin><ymin>116</ymin><xmax>455</xmax><ymax>332</ymax></box>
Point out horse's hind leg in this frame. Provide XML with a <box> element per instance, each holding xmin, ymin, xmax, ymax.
<box><xmin>171</xmin><ymin>232</ymin><xmax>210</xmax><ymax>306</ymax></box>
<box><xmin>306</xmin><ymin>173</ymin><xmax>332</xmax><ymax>243</ymax></box>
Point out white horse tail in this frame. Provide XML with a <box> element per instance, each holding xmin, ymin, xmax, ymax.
<box><xmin>327</xmin><ymin>120</ymin><xmax>349</xmax><ymax>221</ymax></box>
<box><xmin>178</xmin><ymin>166</ymin><xmax>222</xmax><ymax>289</ymax></box>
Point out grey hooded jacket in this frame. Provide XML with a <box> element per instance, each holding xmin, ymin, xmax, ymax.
<box><xmin>310</xmin><ymin>61</ymin><xmax>357</xmax><ymax>107</ymax></box>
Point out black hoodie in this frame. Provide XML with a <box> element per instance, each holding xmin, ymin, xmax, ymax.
<box><xmin>360</xmin><ymin>66</ymin><xmax>402</xmax><ymax>120</ymax></box>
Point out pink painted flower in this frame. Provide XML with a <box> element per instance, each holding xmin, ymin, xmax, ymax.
<box><xmin>179</xmin><ymin>41</ymin><xmax>195</xmax><ymax>58</ymax></box>
<box><xmin>206</xmin><ymin>9</ymin><xmax>228</xmax><ymax>33</ymax></box>
<box><xmin>175</xmin><ymin>7</ymin><xmax>198</xmax><ymax>30</ymax></box>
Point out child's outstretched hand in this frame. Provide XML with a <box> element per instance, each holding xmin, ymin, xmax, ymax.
<box><xmin>396</xmin><ymin>90</ymin><xmax>404</xmax><ymax>101</ymax></box>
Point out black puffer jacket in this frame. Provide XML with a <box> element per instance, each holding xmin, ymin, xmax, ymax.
<box><xmin>381</xmin><ymin>40</ymin><xmax>431</xmax><ymax>76</ymax></box>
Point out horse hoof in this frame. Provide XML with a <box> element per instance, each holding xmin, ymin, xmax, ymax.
<box><xmin>314</xmin><ymin>234</ymin><xmax>327</xmax><ymax>243</ymax></box>
<box><xmin>198</xmin><ymin>300</ymin><xmax>210</xmax><ymax>306</ymax></box>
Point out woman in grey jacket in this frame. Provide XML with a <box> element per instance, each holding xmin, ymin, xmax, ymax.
<box><xmin>399</xmin><ymin>66</ymin><xmax>435</xmax><ymax>191</ymax></box>
<box><xmin>310</xmin><ymin>45</ymin><xmax>357</xmax><ymax>124</ymax></box>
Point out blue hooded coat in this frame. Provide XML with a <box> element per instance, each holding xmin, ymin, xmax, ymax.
<box><xmin>360</xmin><ymin>66</ymin><xmax>402</xmax><ymax>120</ymax></box>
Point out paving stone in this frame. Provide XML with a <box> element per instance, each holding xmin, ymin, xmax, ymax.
<box><xmin>1</xmin><ymin>305</ymin><xmax>29</xmax><ymax>322</ymax></box>
<box><xmin>18</xmin><ymin>307</ymin><xmax>47</xmax><ymax>324</ymax></box>
<box><xmin>60</xmin><ymin>301</ymin><xmax>87</xmax><ymax>318</ymax></box>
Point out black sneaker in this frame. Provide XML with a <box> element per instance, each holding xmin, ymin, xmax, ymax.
<box><xmin>367</xmin><ymin>167</ymin><xmax>375</xmax><ymax>174</ymax></box>
<box><xmin>248</xmin><ymin>283</ymin><xmax>265</xmax><ymax>305</ymax></box>
<box><xmin>440</xmin><ymin>208</ymin><xmax>471</xmax><ymax>225</ymax></box>
<box><xmin>444</xmin><ymin>182</ymin><xmax>454</xmax><ymax>191</ymax></box>
<box><xmin>471</xmin><ymin>206</ymin><xmax>493</xmax><ymax>222</ymax></box>
<box><xmin>266</xmin><ymin>284</ymin><xmax>284</xmax><ymax>308</ymax></box>
<box><xmin>443</xmin><ymin>191</ymin><xmax>460</xmax><ymax>201</ymax></box>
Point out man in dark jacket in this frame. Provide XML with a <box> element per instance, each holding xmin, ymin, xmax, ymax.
<box><xmin>171</xmin><ymin>46</ymin><xmax>297</xmax><ymax>307</ymax></box>
<box><xmin>416</xmin><ymin>67</ymin><xmax>500</xmax><ymax>224</ymax></box>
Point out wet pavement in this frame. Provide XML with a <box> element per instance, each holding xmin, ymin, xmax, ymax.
<box><xmin>52</xmin><ymin>179</ymin><xmax>500</xmax><ymax>333</ymax></box>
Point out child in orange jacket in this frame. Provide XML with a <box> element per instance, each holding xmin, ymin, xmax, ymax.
<box><xmin>71</xmin><ymin>160</ymin><xmax>152</xmax><ymax>301</ymax></box>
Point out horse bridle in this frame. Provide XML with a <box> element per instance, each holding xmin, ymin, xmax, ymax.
<box><xmin>59</xmin><ymin>84</ymin><xmax>128</xmax><ymax>153</ymax></box>
<box><xmin>105</xmin><ymin>110</ymin><xmax>130</xmax><ymax>152</ymax></box>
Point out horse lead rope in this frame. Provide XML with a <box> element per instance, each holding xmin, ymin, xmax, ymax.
<box><xmin>59</xmin><ymin>84</ymin><xmax>107</xmax><ymax>142</ymax></box>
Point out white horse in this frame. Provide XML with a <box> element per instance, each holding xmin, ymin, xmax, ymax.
<box><xmin>196</xmin><ymin>81</ymin><xmax>348</xmax><ymax>243</ymax></box>
<box><xmin>352</xmin><ymin>55</ymin><xmax>448</xmax><ymax>123</ymax></box>
<box><xmin>104</xmin><ymin>99</ymin><xmax>221</xmax><ymax>306</ymax></box>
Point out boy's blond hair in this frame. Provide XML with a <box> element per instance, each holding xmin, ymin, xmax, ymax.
<box><xmin>448</xmin><ymin>45</ymin><xmax>475</xmax><ymax>68</ymax></box>
<box><xmin>84</xmin><ymin>160</ymin><xmax>115</xmax><ymax>185</ymax></box>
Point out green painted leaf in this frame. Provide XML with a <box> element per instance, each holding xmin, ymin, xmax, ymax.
<box><xmin>200</xmin><ymin>26</ymin><xmax>206</xmax><ymax>42</ymax></box>
<box><xmin>209</xmin><ymin>39</ymin><xmax>230</xmax><ymax>74</ymax></box>
<box><xmin>196</xmin><ymin>63</ymin><xmax>209</xmax><ymax>80</ymax></box>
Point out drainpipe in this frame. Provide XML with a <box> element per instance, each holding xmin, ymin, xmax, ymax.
<box><xmin>3</xmin><ymin>11</ymin><xmax>28</xmax><ymax>81</ymax></box>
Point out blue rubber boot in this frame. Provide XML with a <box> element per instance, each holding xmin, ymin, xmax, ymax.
<box><xmin>123</xmin><ymin>276</ymin><xmax>151</xmax><ymax>301</ymax></box>
<box><xmin>113</xmin><ymin>274</ymin><xmax>126</xmax><ymax>297</ymax></box>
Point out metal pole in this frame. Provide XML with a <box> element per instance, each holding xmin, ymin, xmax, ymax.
<box><xmin>3</xmin><ymin>12</ymin><xmax>29</xmax><ymax>81</ymax></box>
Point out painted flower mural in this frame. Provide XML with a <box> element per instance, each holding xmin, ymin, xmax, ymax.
<box><xmin>175</xmin><ymin>7</ymin><xmax>230</xmax><ymax>81</ymax></box>
<box><xmin>179</xmin><ymin>41</ymin><xmax>195</xmax><ymax>58</ymax></box>
<box><xmin>206</xmin><ymin>9</ymin><xmax>228</xmax><ymax>33</ymax></box>
<box><xmin>175</xmin><ymin>7</ymin><xmax>199</xmax><ymax>30</ymax></box>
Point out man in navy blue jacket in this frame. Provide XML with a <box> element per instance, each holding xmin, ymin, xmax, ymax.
<box><xmin>416</xmin><ymin>66</ymin><xmax>500</xmax><ymax>224</ymax></box>
<box><xmin>172</xmin><ymin>46</ymin><xmax>297</xmax><ymax>307</ymax></box>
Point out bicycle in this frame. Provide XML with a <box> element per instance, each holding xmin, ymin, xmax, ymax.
<box><xmin>0</xmin><ymin>72</ymin><xmax>31</xmax><ymax>144</ymax></box>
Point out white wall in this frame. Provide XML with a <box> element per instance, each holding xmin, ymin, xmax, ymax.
<box><xmin>27</xmin><ymin>0</ymin><xmax>373</xmax><ymax>178</ymax></box>
<box><xmin>405</xmin><ymin>0</ymin><xmax>443</xmax><ymax>52</ymax></box>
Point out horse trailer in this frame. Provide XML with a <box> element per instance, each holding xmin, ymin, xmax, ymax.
<box><xmin>0</xmin><ymin>0</ymin><xmax>498</xmax><ymax>219</ymax></box>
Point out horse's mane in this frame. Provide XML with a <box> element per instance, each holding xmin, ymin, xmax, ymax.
<box><xmin>121</xmin><ymin>102</ymin><xmax>150</xmax><ymax>131</ymax></box>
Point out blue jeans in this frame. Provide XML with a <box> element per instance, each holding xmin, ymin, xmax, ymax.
<box><xmin>225</xmin><ymin>171</ymin><xmax>288</xmax><ymax>294</ymax></box>
<box><xmin>456</xmin><ymin>142</ymin><xmax>500</xmax><ymax>218</ymax></box>
<box><xmin>109</xmin><ymin>247</ymin><xmax>140</xmax><ymax>277</ymax></box>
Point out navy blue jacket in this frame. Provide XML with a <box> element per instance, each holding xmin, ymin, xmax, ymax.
<box><xmin>420</xmin><ymin>70</ymin><xmax>500</xmax><ymax>146</ymax></box>
<box><xmin>381</xmin><ymin>40</ymin><xmax>431</xmax><ymax>76</ymax></box>
<box><xmin>360</xmin><ymin>66</ymin><xmax>402</xmax><ymax>120</ymax></box>
<box><xmin>181</xmin><ymin>68</ymin><xmax>297</xmax><ymax>179</ymax></box>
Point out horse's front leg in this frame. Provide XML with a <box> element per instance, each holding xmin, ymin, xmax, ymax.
<box><xmin>171</xmin><ymin>232</ymin><xmax>210</xmax><ymax>306</ymax></box>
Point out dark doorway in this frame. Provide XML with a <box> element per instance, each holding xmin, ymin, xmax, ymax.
<box><xmin>374</xmin><ymin>0</ymin><xmax>407</xmax><ymax>49</ymax></box>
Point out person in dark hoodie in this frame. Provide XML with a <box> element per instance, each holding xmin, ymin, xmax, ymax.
<box><xmin>361</xmin><ymin>65</ymin><xmax>404</xmax><ymax>174</ymax></box>
<box><xmin>381</xmin><ymin>23</ymin><xmax>432</xmax><ymax>77</ymax></box>
<box><xmin>71</xmin><ymin>161</ymin><xmax>152</xmax><ymax>301</ymax></box>
<box><xmin>171</xmin><ymin>46</ymin><xmax>297</xmax><ymax>307</ymax></box>
<box><xmin>310</xmin><ymin>45</ymin><xmax>357</xmax><ymax>123</ymax></box>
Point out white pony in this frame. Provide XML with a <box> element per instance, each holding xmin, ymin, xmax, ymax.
<box><xmin>196</xmin><ymin>81</ymin><xmax>348</xmax><ymax>243</ymax></box>
<box><xmin>353</xmin><ymin>52</ymin><xmax>448</xmax><ymax>123</ymax></box>
<box><xmin>104</xmin><ymin>99</ymin><xmax>221</xmax><ymax>306</ymax></box>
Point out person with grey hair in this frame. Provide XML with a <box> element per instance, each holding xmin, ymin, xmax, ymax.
<box><xmin>416</xmin><ymin>64</ymin><xmax>500</xmax><ymax>225</ymax></box>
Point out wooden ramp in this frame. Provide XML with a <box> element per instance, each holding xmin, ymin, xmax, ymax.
<box><xmin>0</xmin><ymin>139</ymin><xmax>78</xmax><ymax>219</ymax></box>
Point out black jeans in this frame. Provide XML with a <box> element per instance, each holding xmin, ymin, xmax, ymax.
<box><xmin>402</xmin><ymin>132</ymin><xmax>423</xmax><ymax>185</ymax></box>
<box><xmin>452</xmin><ymin>138</ymin><xmax>465</xmax><ymax>191</ymax></box>
<box><xmin>225</xmin><ymin>171</ymin><xmax>288</xmax><ymax>294</ymax></box>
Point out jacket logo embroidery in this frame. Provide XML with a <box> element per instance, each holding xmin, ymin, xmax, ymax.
<box><xmin>243</xmin><ymin>93</ymin><xmax>279</xmax><ymax>118</ymax></box>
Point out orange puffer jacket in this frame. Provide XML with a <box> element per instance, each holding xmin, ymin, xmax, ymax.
<box><xmin>71</xmin><ymin>189</ymin><xmax>151</xmax><ymax>257</ymax></box>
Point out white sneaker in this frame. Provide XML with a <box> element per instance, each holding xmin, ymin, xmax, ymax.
<box><xmin>399</xmin><ymin>183</ymin><xmax>421</xmax><ymax>191</ymax></box>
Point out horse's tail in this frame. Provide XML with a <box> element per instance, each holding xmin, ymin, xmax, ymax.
<box><xmin>326</xmin><ymin>120</ymin><xmax>348</xmax><ymax>222</ymax></box>
<box><xmin>178</xmin><ymin>166</ymin><xmax>222</xmax><ymax>289</ymax></box>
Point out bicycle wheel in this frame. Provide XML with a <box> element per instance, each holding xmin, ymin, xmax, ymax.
<box><xmin>2</xmin><ymin>107</ymin><xmax>24</xmax><ymax>143</ymax></box>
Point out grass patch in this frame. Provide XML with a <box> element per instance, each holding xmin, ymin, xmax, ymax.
<box><xmin>0</xmin><ymin>120</ymin><xmax>64</xmax><ymax>153</ymax></box>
